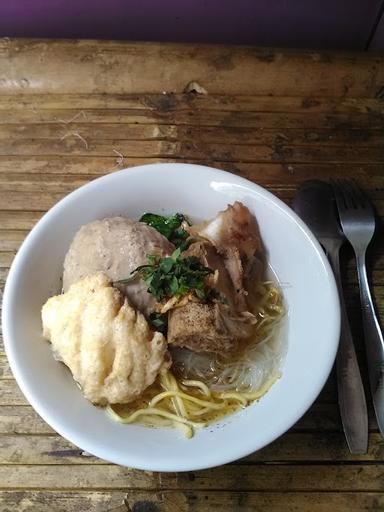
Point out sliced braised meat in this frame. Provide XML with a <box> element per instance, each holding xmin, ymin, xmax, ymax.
<box><xmin>183</xmin><ymin>240</ymin><xmax>236</xmax><ymax>308</ymax></box>
<box><xmin>195</xmin><ymin>201</ymin><xmax>263</xmax><ymax>302</ymax></box>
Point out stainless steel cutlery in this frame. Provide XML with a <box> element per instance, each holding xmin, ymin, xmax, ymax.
<box><xmin>332</xmin><ymin>180</ymin><xmax>384</xmax><ymax>438</ymax></box>
<box><xmin>293</xmin><ymin>181</ymin><xmax>368</xmax><ymax>454</ymax></box>
<box><xmin>294</xmin><ymin>178</ymin><xmax>384</xmax><ymax>451</ymax></box>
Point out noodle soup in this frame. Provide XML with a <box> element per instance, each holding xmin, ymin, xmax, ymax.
<box><xmin>42</xmin><ymin>201</ymin><xmax>287</xmax><ymax>438</ymax></box>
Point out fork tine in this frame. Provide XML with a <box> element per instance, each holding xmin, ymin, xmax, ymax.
<box><xmin>345</xmin><ymin>179</ymin><xmax>372</xmax><ymax>212</ymax></box>
<box><xmin>333</xmin><ymin>178</ymin><xmax>374</xmax><ymax>214</ymax></box>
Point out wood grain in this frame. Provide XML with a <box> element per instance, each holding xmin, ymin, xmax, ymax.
<box><xmin>1</xmin><ymin>39</ymin><xmax>384</xmax><ymax>510</ymax></box>
<box><xmin>0</xmin><ymin>93</ymin><xmax>383</xmax><ymax>113</ymax></box>
<box><xmin>2</xmin><ymin>125</ymin><xmax>384</xmax><ymax>151</ymax></box>
<box><xmin>1</xmin><ymin>40</ymin><xmax>383</xmax><ymax>97</ymax></box>
<box><xmin>1</xmin><ymin>109</ymin><xmax>383</xmax><ymax>129</ymax></box>
<box><xmin>1</xmin><ymin>159</ymin><xmax>384</xmax><ymax>192</ymax></box>
<box><xmin>1</xmin><ymin>490</ymin><xmax>383</xmax><ymax>512</ymax></box>
<box><xmin>1</xmin><ymin>464</ymin><xmax>384</xmax><ymax>491</ymax></box>
<box><xmin>0</xmin><ymin>433</ymin><xmax>382</xmax><ymax>465</ymax></box>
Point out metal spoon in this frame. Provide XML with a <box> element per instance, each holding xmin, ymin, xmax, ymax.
<box><xmin>293</xmin><ymin>180</ymin><xmax>368</xmax><ymax>454</ymax></box>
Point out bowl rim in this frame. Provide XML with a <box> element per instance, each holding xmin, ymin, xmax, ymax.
<box><xmin>2</xmin><ymin>163</ymin><xmax>340</xmax><ymax>471</ymax></box>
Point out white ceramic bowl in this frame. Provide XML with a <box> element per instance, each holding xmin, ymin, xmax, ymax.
<box><xmin>2</xmin><ymin>163</ymin><xmax>340</xmax><ymax>471</ymax></box>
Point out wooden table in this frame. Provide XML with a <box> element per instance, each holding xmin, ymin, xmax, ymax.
<box><xmin>0</xmin><ymin>39</ymin><xmax>383</xmax><ymax>512</ymax></box>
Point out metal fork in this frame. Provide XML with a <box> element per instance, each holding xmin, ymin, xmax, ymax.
<box><xmin>333</xmin><ymin>179</ymin><xmax>384</xmax><ymax>437</ymax></box>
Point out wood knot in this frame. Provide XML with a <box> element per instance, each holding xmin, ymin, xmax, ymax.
<box><xmin>184</xmin><ymin>81</ymin><xmax>208</xmax><ymax>95</ymax></box>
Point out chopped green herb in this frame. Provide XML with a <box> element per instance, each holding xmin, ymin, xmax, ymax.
<box><xmin>130</xmin><ymin>248</ymin><xmax>214</xmax><ymax>303</ymax></box>
<box><xmin>149</xmin><ymin>312</ymin><xmax>168</xmax><ymax>333</ymax></box>
<box><xmin>140</xmin><ymin>212</ymin><xmax>191</xmax><ymax>248</ymax></box>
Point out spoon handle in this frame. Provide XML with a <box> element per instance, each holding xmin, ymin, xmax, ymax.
<box><xmin>328</xmin><ymin>246</ymin><xmax>368</xmax><ymax>454</ymax></box>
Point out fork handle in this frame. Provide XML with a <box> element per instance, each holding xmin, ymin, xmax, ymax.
<box><xmin>328</xmin><ymin>246</ymin><xmax>368</xmax><ymax>454</ymax></box>
<box><xmin>356</xmin><ymin>251</ymin><xmax>384</xmax><ymax>437</ymax></box>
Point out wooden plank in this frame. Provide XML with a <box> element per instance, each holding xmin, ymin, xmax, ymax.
<box><xmin>1</xmin><ymin>123</ymin><xmax>384</xmax><ymax>149</ymax></box>
<box><xmin>108</xmin><ymin>490</ymin><xmax>384</xmax><ymax>512</ymax></box>
<box><xmin>1</xmin><ymin>93</ymin><xmax>384</xmax><ymax>114</ymax></box>
<box><xmin>0</xmin><ymin>140</ymin><xmax>171</xmax><ymax>158</ymax></box>
<box><xmin>0</xmin><ymin>173</ymin><xmax>383</xmax><ymax>200</ymax></box>
<box><xmin>0</xmin><ymin>380</ymin><xmax>28</xmax><ymax>405</ymax></box>
<box><xmin>0</xmin><ymin>109</ymin><xmax>383</xmax><ymax>129</ymax></box>
<box><xmin>1</xmin><ymin>490</ymin><xmax>384</xmax><ymax>512</ymax></box>
<box><xmin>0</xmin><ymin>463</ymin><xmax>383</xmax><ymax>491</ymax></box>
<box><xmin>0</xmin><ymin>191</ymin><xmax>67</xmax><ymax>211</ymax></box>
<box><xmin>0</xmin><ymin>123</ymin><xmax>176</xmax><ymax>141</ymax></box>
<box><xmin>0</xmin><ymin>432</ymin><xmax>382</xmax><ymax>465</ymax></box>
<box><xmin>246</xmin><ymin>432</ymin><xmax>384</xmax><ymax>462</ymax></box>
<box><xmin>0</xmin><ymin>175</ymin><xmax>95</xmax><ymax>193</ymax></box>
<box><xmin>0</xmin><ymin>211</ymin><xmax>43</xmax><ymax>230</ymax></box>
<box><xmin>1</xmin><ymin>40</ymin><xmax>383</xmax><ymax>97</ymax></box>
<box><xmin>0</xmin><ymin>165</ymin><xmax>383</xmax><ymax>202</ymax></box>
<box><xmin>0</xmin><ymin>158</ymin><xmax>383</xmax><ymax>191</ymax></box>
<box><xmin>218</xmin><ymin>162</ymin><xmax>384</xmax><ymax>187</ymax></box>
<box><xmin>0</xmin><ymin>434</ymin><xmax>100</xmax><ymax>465</ymax></box>
<box><xmin>0</xmin><ymin>139</ymin><xmax>383</xmax><ymax>164</ymax></box>
<box><xmin>0</xmin><ymin>156</ymin><xmax>151</xmax><ymax>175</ymax></box>
<box><xmin>0</xmin><ymin>231</ymin><xmax>29</xmax><ymax>252</ymax></box>
<box><xmin>0</xmin><ymin>253</ymin><xmax>14</xmax><ymax>267</ymax></box>
<box><xmin>0</xmin><ymin>185</ymin><xmax>383</xmax><ymax>214</ymax></box>
<box><xmin>0</xmin><ymin>354</ymin><xmax>11</xmax><ymax>377</ymax></box>
<box><xmin>0</xmin><ymin>490</ymin><xmax>127</xmax><ymax>512</ymax></box>
<box><xmin>0</xmin><ymin>406</ymin><xmax>55</xmax><ymax>434</ymax></box>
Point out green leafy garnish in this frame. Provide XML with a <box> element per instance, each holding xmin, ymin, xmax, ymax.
<box><xmin>140</xmin><ymin>213</ymin><xmax>191</xmax><ymax>249</ymax></box>
<box><xmin>149</xmin><ymin>312</ymin><xmax>168</xmax><ymax>333</ymax></box>
<box><xmin>130</xmin><ymin>248</ymin><xmax>214</xmax><ymax>303</ymax></box>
